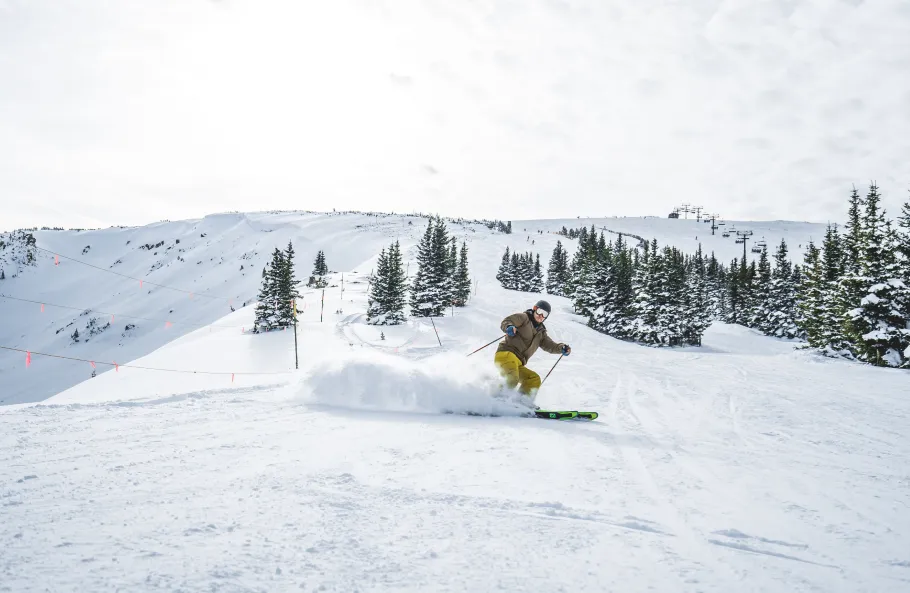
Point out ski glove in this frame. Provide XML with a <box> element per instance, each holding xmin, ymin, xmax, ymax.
<box><xmin>505</xmin><ymin>325</ymin><xmax>517</xmax><ymax>337</ymax></box>
<box><xmin>561</xmin><ymin>344</ymin><xmax>571</xmax><ymax>356</ymax></box>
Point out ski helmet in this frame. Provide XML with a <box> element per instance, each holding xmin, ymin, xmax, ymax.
<box><xmin>533</xmin><ymin>300</ymin><xmax>551</xmax><ymax>317</ymax></box>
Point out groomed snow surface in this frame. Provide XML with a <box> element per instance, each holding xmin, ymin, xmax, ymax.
<box><xmin>2</xmin><ymin>214</ymin><xmax>909</xmax><ymax>592</ymax></box>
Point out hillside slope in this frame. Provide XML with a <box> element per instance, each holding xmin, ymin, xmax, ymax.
<box><xmin>0</xmin><ymin>212</ymin><xmax>829</xmax><ymax>405</ymax></box>
<box><xmin>1</xmin><ymin>217</ymin><xmax>907</xmax><ymax>591</ymax></box>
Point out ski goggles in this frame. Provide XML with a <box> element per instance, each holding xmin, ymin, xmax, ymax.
<box><xmin>534</xmin><ymin>308</ymin><xmax>549</xmax><ymax>319</ymax></box>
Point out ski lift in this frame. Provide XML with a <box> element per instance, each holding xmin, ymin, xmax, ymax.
<box><xmin>722</xmin><ymin>231</ymin><xmax>730</xmax><ymax>238</ymax></box>
<box><xmin>752</xmin><ymin>238</ymin><xmax>767</xmax><ymax>253</ymax></box>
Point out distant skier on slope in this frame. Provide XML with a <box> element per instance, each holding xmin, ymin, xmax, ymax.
<box><xmin>495</xmin><ymin>300</ymin><xmax>571</xmax><ymax>401</ymax></box>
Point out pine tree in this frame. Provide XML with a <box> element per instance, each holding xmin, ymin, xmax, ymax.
<box><xmin>410</xmin><ymin>218</ymin><xmax>451</xmax><ymax>316</ymax></box>
<box><xmin>446</xmin><ymin>236</ymin><xmax>458</xmax><ymax>305</ymax></box>
<box><xmin>796</xmin><ymin>241</ymin><xmax>826</xmax><ymax>348</ymax></box>
<box><xmin>852</xmin><ymin>184</ymin><xmax>907</xmax><ymax>365</ymax></box>
<box><xmin>819</xmin><ymin>226</ymin><xmax>850</xmax><ymax>352</ymax></box>
<box><xmin>453</xmin><ymin>241</ymin><xmax>471</xmax><ymax>306</ymax></box>
<box><xmin>749</xmin><ymin>245</ymin><xmax>773</xmax><ymax>332</ymax></box>
<box><xmin>705</xmin><ymin>252</ymin><xmax>728</xmax><ymax>320</ymax></box>
<box><xmin>822</xmin><ymin>224</ymin><xmax>844</xmax><ymax>282</ymax></box>
<box><xmin>310</xmin><ymin>250</ymin><xmax>328</xmax><ymax>287</ymax></box>
<box><xmin>509</xmin><ymin>251</ymin><xmax>521</xmax><ymax>290</ymax></box>
<box><xmin>531</xmin><ymin>254</ymin><xmax>544</xmax><ymax>293</ymax></box>
<box><xmin>898</xmin><ymin>192</ymin><xmax>910</xmax><ymax>280</ymax></box>
<box><xmin>276</xmin><ymin>241</ymin><xmax>301</xmax><ymax>327</ymax></box>
<box><xmin>255</xmin><ymin>260</ymin><xmax>275</xmax><ymax>332</ymax></box>
<box><xmin>836</xmin><ymin>186</ymin><xmax>866</xmax><ymax>354</ymax></box>
<box><xmin>610</xmin><ymin>236</ymin><xmax>636</xmax><ymax>339</ymax></box>
<box><xmin>765</xmin><ymin>239</ymin><xmax>799</xmax><ymax>338</ymax></box>
<box><xmin>657</xmin><ymin>247</ymin><xmax>688</xmax><ymax>345</ymax></box>
<box><xmin>410</xmin><ymin>220</ymin><xmax>437</xmax><ymax>316</ymax></box>
<box><xmin>590</xmin><ymin>247</ymin><xmax>614</xmax><ymax>333</ymax></box>
<box><xmin>385</xmin><ymin>241</ymin><xmax>408</xmax><ymax>324</ymax></box>
<box><xmin>546</xmin><ymin>241</ymin><xmax>570</xmax><ymax>296</ymax></box>
<box><xmin>497</xmin><ymin>247</ymin><xmax>511</xmax><ymax>288</ymax></box>
<box><xmin>367</xmin><ymin>248</ymin><xmax>389</xmax><ymax>323</ymax></box>
<box><xmin>572</xmin><ymin>255</ymin><xmax>598</xmax><ymax>319</ymax></box>
<box><xmin>632</xmin><ymin>239</ymin><xmax>664</xmax><ymax>343</ymax></box>
<box><xmin>684</xmin><ymin>245</ymin><xmax>711</xmax><ymax>345</ymax></box>
<box><xmin>254</xmin><ymin>249</ymin><xmax>286</xmax><ymax>331</ymax></box>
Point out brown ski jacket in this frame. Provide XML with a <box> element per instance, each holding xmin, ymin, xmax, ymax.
<box><xmin>496</xmin><ymin>310</ymin><xmax>563</xmax><ymax>366</ymax></box>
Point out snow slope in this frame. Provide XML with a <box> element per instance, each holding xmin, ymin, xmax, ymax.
<box><xmin>0</xmin><ymin>212</ymin><xmax>829</xmax><ymax>406</ymax></box>
<box><xmin>0</xmin><ymin>211</ymin><xmax>436</xmax><ymax>404</ymax></box>
<box><xmin>2</xmin><ymin>215</ymin><xmax>907</xmax><ymax>592</ymax></box>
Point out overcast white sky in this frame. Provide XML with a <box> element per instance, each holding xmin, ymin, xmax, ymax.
<box><xmin>1</xmin><ymin>0</ymin><xmax>908</xmax><ymax>231</ymax></box>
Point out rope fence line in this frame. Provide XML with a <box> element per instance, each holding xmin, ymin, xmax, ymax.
<box><xmin>0</xmin><ymin>345</ymin><xmax>294</xmax><ymax>380</ymax></box>
<box><xmin>0</xmin><ymin>294</ymin><xmax>248</xmax><ymax>330</ymax></box>
<box><xmin>32</xmin><ymin>245</ymin><xmax>239</xmax><ymax>304</ymax></box>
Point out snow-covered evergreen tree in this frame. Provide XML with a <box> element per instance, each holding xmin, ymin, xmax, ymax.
<box><xmin>705</xmin><ymin>252</ymin><xmax>728</xmax><ymax>320</ymax></box>
<box><xmin>836</xmin><ymin>186</ymin><xmax>866</xmax><ymax>354</ymax></box>
<box><xmin>275</xmin><ymin>241</ymin><xmax>301</xmax><ymax>327</ymax></box>
<box><xmin>531</xmin><ymin>254</ymin><xmax>544</xmax><ymax>293</ymax></box>
<box><xmin>367</xmin><ymin>247</ymin><xmax>389</xmax><ymax>323</ymax></box>
<box><xmin>309</xmin><ymin>250</ymin><xmax>328</xmax><ymax>287</ymax></box>
<box><xmin>453</xmin><ymin>241</ymin><xmax>471</xmax><ymax>306</ymax></box>
<box><xmin>446</xmin><ymin>236</ymin><xmax>458</xmax><ymax>305</ymax></box>
<box><xmin>631</xmin><ymin>239</ymin><xmax>663</xmax><ymax>343</ymax></box>
<box><xmin>496</xmin><ymin>247</ymin><xmax>511</xmax><ymax>288</ymax></box>
<box><xmin>749</xmin><ymin>245</ymin><xmax>773</xmax><ymax>332</ymax></box>
<box><xmin>763</xmin><ymin>239</ymin><xmax>799</xmax><ymax>338</ymax></box>
<box><xmin>410</xmin><ymin>219</ymin><xmax>448</xmax><ymax>317</ymax></box>
<box><xmin>506</xmin><ymin>251</ymin><xmax>524</xmax><ymax>290</ymax></box>
<box><xmin>368</xmin><ymin>241</ymin><xmax>408</xmax><ymax>325</ymax></box>
<box><xmin>851</xmin><ymin>185</ymin><xmax>908</xmax><ymax>366</ymax></box>
<box><xmin>254</xmin><ymin>248</ymin><xmax>285</xmax><ymax>332</ymax></box>
<box><xmin>684</xmin><ymin>245</ymin><xmax>712</xmax><ymax>345</ymax></box>
<box><xmin>726</xmin><ymin>258</ymin><xmax>746</xmax><ymax>325</ymax></box>
<box><xmin>609</xmin><ymin>236</ymin><xmax>636</xmax><ymax>338</ymax></box>
<box><xmin>657</xmin><ymin>247</ymin><xmax>688</xmax><ymax>345</ymax></box>
<box><xmin>797</xmin><ymin>241</ymin><xmax>825</xmax><ymax>348</ymax></box>
<box><xmin>546</xmin><ymin>241</ymin><xmax>571</xmax><ymax>296</ymax></box>
<box><xmin>819</xmin><ymin>226</ymin><xmax>850</xmax><ymax>352</ymax></box>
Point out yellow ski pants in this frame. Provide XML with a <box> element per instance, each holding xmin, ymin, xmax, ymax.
<box><xmin>494</xmin><ymin>351</ymin><xmax>541</xmax><ymax>397</ymax></box>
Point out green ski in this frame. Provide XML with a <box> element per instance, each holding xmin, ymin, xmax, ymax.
<box><xmin>532</xmin><ymin>410</ymin><xmax>598</xmax><ymax>421</ymax></box>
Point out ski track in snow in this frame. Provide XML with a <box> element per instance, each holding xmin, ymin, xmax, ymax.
<box><xmin>2</xmin><ymin>214</ymin><xmax>909</xmax><ymax>592</ymax></box>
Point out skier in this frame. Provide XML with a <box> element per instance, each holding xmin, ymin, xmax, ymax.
<box><xmin>495</xmin><ymin>299</ymin><xmax>571</xmax><ymax>401</ymax></box>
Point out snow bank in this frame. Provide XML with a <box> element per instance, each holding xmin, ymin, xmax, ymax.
<box><xmin>297</xmin><ymin>348</ymin><xmax>529</xmax><ymax>416</ymax></box>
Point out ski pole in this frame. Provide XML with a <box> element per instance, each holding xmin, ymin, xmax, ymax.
<box><xmin>466</xmin><ymin>335</ymin><xmax>505</xmax><ymax>357</ymax></box>
<box><xmin>541</xmin><ymin>354</ymin><xmax>564</xmax><ymax>386</ymax></box>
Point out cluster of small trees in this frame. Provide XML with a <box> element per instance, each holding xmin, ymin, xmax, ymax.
<box><xmin>540</xmin><ymin>185</ymin><xmax>910</xmax><ymax>365</ymax></box>
<box><xmin>548</xmin><ymin>228</ymin><xmax>710</xmax><ymax>346</ymax></box>
<box><xmin>496</xmin><ymin>248</ymin><xmax>543</xmax><ymax>293</ymax></box>
<box><xmin>368</xmin><ymin>217</ymin><xmax>471</xmax><ymax>324</ymax></box>
<box><xmin>308</xmin><ymin>250</ymin><xmax>329</xmax><ymax>288</ymax></box>
<box><xmin>366</xmin><ymin>242</ymin><xmax>408</xmax><ymax>325</ymax></box>
<box><xmin>717</xmin><ymin>240</ymin><xmax>802</xmax><ymax>340</ymax></box>
<box><xmin>254</xmin><ymin>242</ymin><xmax>301</xmax><ymax>332</ymax></box>
<box><xmin>485</xmin><ymin>220</ymin><xmax>513</xmax><ymax>234</ymax></box>
<box><xmin>556</xmin><ymin>226</ymin><xmax>586</xmax><ymax>240</ymax></box>
<box><xmin>796</xmin><ymin>185</ymin><xmax>910</xmax><ymax>367</ymax></box>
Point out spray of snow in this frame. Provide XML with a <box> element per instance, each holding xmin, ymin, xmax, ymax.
<box><xmin>296</xmin><ymin>347</ymin><xmax>529</xmax><ymax>417</ymax></box>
